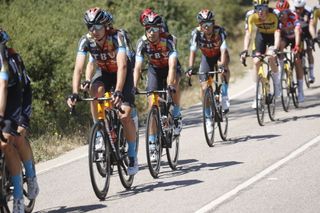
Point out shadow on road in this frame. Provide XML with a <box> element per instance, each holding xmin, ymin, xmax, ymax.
<box><xmin>35</xmin><ymin>204</ymin><xmax>106</xmax><ymax>213</ymax></box>
<box><xmin>228</xmin><ymin>134</ymin><xmax>281</xmax><ymax>144</ymax></box>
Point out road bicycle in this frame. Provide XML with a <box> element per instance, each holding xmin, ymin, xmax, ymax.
<box><xmin>243</xmin><ymin>54</ymin><xmax>277</xmax><ymax>126</ymax></box>
<box><xmin>136</xmin><ymin>89</ymin><xmax>180</xmax><ymax>178</ymax></box>
<box><xmin>74</xmin><ymin>91</ymin><xmax>139</xmax><ymax>200</ymax></box>
<box><xmin>0</xmin><ymin>132</ymin><xmax>35</xmax><ymax>213</ymax></box>
<box><xmin>279</xmin><ymin>50</ymin><xmax>299</xmax><ymax>111</ymax></box>
<box><xmin>301</xmin><ymin>36</ymin><xmax>313</xmax><ymax>88</ymax></box>
<box><xmin>187</xmin><ymin>65</ymin><xmax>229</xmax><ymax>147</ymax></box>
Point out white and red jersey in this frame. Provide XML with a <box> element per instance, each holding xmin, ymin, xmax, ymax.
<box><xmin>278</xmin><ymin>10</ymin><xmax>301</xmax><ymax>40</ymax></box>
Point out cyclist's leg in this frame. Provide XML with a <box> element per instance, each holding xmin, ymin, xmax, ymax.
<box><xmin>305</xmin><ymin>32</ymin><xmax>315</xmax><ymax>80</ymax></box>
<box><xmin>90</xmin><ymin>68</ymin><xmax>106</xmax><ymax>122</ymax></box>
<box><xmin>219</xmin><ymin>50</ymin><xmax>230</xmax><ymax>111</ymax></box>
<box><xmin>1</xmin><ymin>120</ymin><xmax>24</xmax><ymax>210</ymax></box>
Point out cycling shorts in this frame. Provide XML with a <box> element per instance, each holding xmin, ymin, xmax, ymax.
<box><xmin>19</xmin><ymin>83</ymin><xmax>32</xmax><ymax>129</ymax></box>
<box><xmin>91</xmin><ymin>67</ymin><xmax>135</xmax><ymax>106</ymax></box>
<box><xmin>147</xmin><ymin>65</ymin><xmax>181</xmax><ymax>91</ymax></box>
<box><xmin>254</xmin><ymin>31</ymin><xmax>275</xmax><ymax>54</ymax></box>
<box><xmin>198</xmin><ymin>55</ymin><xmax>221</xmax><ymax>82</ymax></box>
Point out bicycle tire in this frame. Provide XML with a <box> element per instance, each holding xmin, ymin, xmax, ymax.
<box><xmin>203</xmin><ymin>87</ymin><xmax>216</xmax><ymax>147</ymax></box>
<box><xmin>256</xmin><ymin>76</ymin><xmax>266</xmax><ymax>126</ymax></box>
<box><xmin>0</xmin><ymin>158</ymin><xmax>10</xmax><ymax>213</ymax></box>
<box><xmin>146</xmin><ymin>106</ymin><xmax>162</xmax><ymax>178</ymax></box>
<box><xmin>117</xmin><ymin>124</ymin><xmax>134</xmax><ymax>189</ymax></box>
<box><xmin>303</xmin><ymin>56</ymin><xmax>310</xmax><ymax>88</ymax></box>
<box><xmin>166</xmin><ymin>110</ymin><xmax>179</xmax><ymax>170</ymax></box>
<box><xmin>88</xmin><ymin>122</ymin><xmax>110</xmax><ymax>200</ymax></box>
<box><xmin>218</xmin><ymin>109</ymin><xmax>228</xmax><ymax>141</ymax></box>
<box><xmin>22</xmin><ymin>172</ymin><xmax>36</xmax><ymax>213</ymax></box>
<box><xmin>280</xmin><ymin>65</ymin><xmax>291</xmax><ymax>112</ymax></box>
<box><xmin>267</xmin><ymin>73</ymin><xmax>276</xmax><ymax>121</ymax></box>
<box><xmin>291</xmin><ymin>70</ymin><xmax>299</xmax><ymax>108</ymax></box>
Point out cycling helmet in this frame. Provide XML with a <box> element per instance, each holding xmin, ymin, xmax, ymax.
<box><xmin>253</xmin><ymin>0</ymin><xmax>269</xmax><ymax>6</ymax></box>
<box><xmin>0</xmin><ymin>28</ymin><xmax>10</xmax><ymax>44</ymax></box>
<box><xmin>142</xmin><ymin>12</ymin><xmax>162</xmax><ymax>27</ymax></box>
<box><xmin>293</xmin><ymin>0</ymin><xmax>306</xmax><ymax>7</ymax></box>
<box><xmin>139</xmin><ymin>8</ymin><xmax>154</xmax><ymax>25</ymax></box>
<box><xmin>84</xmin><ymin>7</ymin><xmax>113</xmax><ymax>27</ymax></box>
<box><xmin>197</xmin><ymin>9</ymin><xmax>215</xmax><ymax>23</ymax></box>
<box><xmin>276</xmin><ymin>0</ymin><xmax>290</xmax><ymax>11</ymax></box>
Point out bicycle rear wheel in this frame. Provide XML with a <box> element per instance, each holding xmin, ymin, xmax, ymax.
<box><xmin>256</xmin><ymin>77</ymin><xmax>266</xmax><ymax>126</ymax></box>
<box><xmin>166</xmin><ymin>110</ymin><xmax>179</xmax><ymax>170</ymax></box>
<box><xmin>203</xmin><ymin>87</ymin><xmax>216</xmax><ymax>147</ymax></box>
<box><xmin>146</xmin><ymin>106</ymin><xmax>162</xmax><ymax>178</ymax></box>
<box><xmin>22</xmin><ymin>171</ymin><xmax>36</xmax><ymax>213</ymax></box>
<box><xmin>117</xmin><ymin>124</ymin><xmax>134</xmax><ymax>189</ymax></box>
<box><xmin>280</xmin><ymin>65</ymin><xmax>291</xmax><ymax>112</ymax></box>
<box><xmin>267</xmin><ymin>73</ymin><xmax>276</xmax><ymax>121</ymax></box>
<box><xmin>88</xmin><ymin>122</ymin><xmax>111</xmax><ymax>200</ymax></box>
<box><xmin>0</xmin><ymin>158</ymin><xmax>10</xmax><ymax>213</ymax></box>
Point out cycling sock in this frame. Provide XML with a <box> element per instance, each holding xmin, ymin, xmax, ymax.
<box><xmin>298</xmin><ymin>79</ymin><xmax>304</xmax><ymax>93</ymax></box>
<box><xmin>11</xmin><ymin>175</ymin><xmax>23</xmax><ymax>199</ymax></box>
<box><xmin>221</xmin><ymin>82</ymin><xmax>228</xmax><ymax>97</ymax></box>
<box><xmin>149</xmin><ymin>135</ymin><xmax>155</xmax><ymax>143</ymax></box>
<box><xmin>130</xmin><ymin>107</ymin><xmax>138</xmax><ymax>129</ymax></box>
<box><xmin>23</xmin><ymin>159</ymin><xmax>35</xmax><ymax>178</ymax></box>
<box><xmin>172</xmin><ymin>105</ymin><xmax>181</xmax><ymax>118</ymax></box>
<box><xmin>310</xmin><ymin>64</ymin><xmax>314</xmax><ymax>77</ymax></box>
<box><xmin>127</xmin><ymin>141</ymin><xmax>136</xmax><ymax>158</ymax></box>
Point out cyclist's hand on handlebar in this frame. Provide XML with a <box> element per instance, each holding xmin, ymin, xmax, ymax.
<box><xmin>80</xmin><ymin>80</ymin><xmax>91</xmax><ymax>91</ymax></box>
<box><xmin>186</xmin><ymin>66</ymin><xmax>193</xmax><ymax>77</ymax></box>
<box><xmin>218</xmin><ymin>65</ymin><xmax>226</xmax><ymax>72</ymax></box>
<box><xmin>167</xmin><ymin>85</ymin><xmax>176</xmax><ymax>93</ymax></box>
<box><xmin>67</xmin><ymin>93</ymin><xmax>80</xmax><ymax>108</ymax></box>
<box><xmin>112</xmin><ymin>90</ymin><xmax>124</xmax><ymax>108</ymax></box>
<box><xmin>239</xmin><ymin>50</ymin><xmax>248</xmax><ymax>66</ymax></box>
<box><xmin>292</xmin><ymin>45</ymin><xmax>300</xmax><ymax>54</ymax></box>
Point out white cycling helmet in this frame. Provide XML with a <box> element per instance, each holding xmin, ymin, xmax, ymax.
<box><xmin>293</xmin><ymin>0</ymin><xmax>306</xmax><ymax>7</ymax></box>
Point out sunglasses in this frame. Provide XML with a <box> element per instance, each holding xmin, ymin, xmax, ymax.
<box><xmin>145</xmin><ymin>27</ymin><xmax>160</xmax><ymax>33</ymax></box>
<box><xmin>201</xmin><ymin>22</ymin><xmax>213</xmax><ymax>28</ymax></box>
<box><xmin>254</xmin><ymin>4</ymin><xmax>268</xmax><ymax>12</ymax></box>
<box><xmin>88</xmin><ymin>25</ymin><xmax>104</xmax><ymax>32</ymax></box>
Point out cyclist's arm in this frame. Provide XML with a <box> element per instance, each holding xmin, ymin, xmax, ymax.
<box><xmin>72</xmin><ymin>53</ymin><xmax>86</xmax><ymax>94</ymax></box>
<box><xmin>85</xmin><ymin>54</ymin><xmax>95</xmax><ymax>82</ymax></box>
<box><xmin>133</xmin><ymin>38</ymin><xmax>145</xmax><ymax>88</ymax></box>
<box><xmin>294</xmin><ymin>26</ymin><xmax>302</xmax><ymax>47</ymax></box>
<box><xmin>309</xmin><ymin>18</ymin><xmax>317</xmax><ymax>39</ymax></box>
<box><xmin>115</xmin><ymin>50</ymin><xmax>127</xmax><ymax>92</ymax></box>
<box><xmin>243</xmin><ymin>29</ymin><xmax>251</xmax><ymax>52</ymax></box>
<box><xmin>167</xmin><ymin>39</ymin><xmax>177</xmax><ymax>86</ymax></box>
<box><xmin>0</xmin><ymin>46</ymin><xmax>8</xmax><ymax>117</ymax></box>
<box><xmin>274</xmin><ymin>29</ymin><xmax>281</xmax><ymax>50</ymax></box>
<box><xmin>189</xmin><ymin>29</ymin><xmax>198</xmax><ymax>68</ymax></box>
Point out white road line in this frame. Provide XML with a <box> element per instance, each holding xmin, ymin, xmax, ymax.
<box><xmin>196</xmin><ymin>135</ymin><xmax>320</xmax><ymax>213</ymax></box>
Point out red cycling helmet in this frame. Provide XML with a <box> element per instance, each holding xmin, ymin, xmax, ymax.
<box><xmin>141</xmin><ymin>12</ymin><xmax>162</xmax><ymax>27</ymax></box>
<box><xmin>140</xmin><ymin>8</ymin><xmax>154</xmax><ymax>25</ymax></box>
<box><xmin>276</xmin><ymin>0</ymin><xmax>290</xmax><ymax>11</ymax></box>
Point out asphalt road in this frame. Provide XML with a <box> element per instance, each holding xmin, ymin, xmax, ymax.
<box><xmin>33</xmin><ymin>3</ymin><xmax>320</xmax><ymax>213</ymax></box>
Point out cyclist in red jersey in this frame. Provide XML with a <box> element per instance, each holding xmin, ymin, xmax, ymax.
<box><xmin>275</xmin><ymin>0</ymin><xmax>304</xmax><ymax>102</ymax></box>
<box><xmin>133</xmin><ymin>11</ymin><xmax>182</xmax><ymax>160</ymax></box>
<box><xmin>67</xmin><ymin>8</ymin><xmax>138</xmax><ymax>175</ymax></box>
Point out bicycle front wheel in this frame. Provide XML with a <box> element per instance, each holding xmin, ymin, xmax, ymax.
<box><xmin>256</xmin><ymin>77</ymin><xmax>266</xmax><ymax>126</ymax></box>
<box><xmin>291</xmin><ymin>71</ymin><xmax>299</xmax><ymax>108</ymax></box>
<box><xmin>218</xmin><ymin>109</ymin><xmax>228</xmax><ymax>141</ymax></box>
<box><xmin>117</xmin><ymin>124</ymin><xmax>134</xmax><ymax>189</ymax></box>
<box><xmin>281</xmin><ymin>65</ymin><xmax>291</xmax><ymax>112</ymax></box>
<box><xmin>88</xmin><ymin>122</ymin><xmax>111</xmax><ymax>200</ymax></box>
<box><xmin>267</xmin><ymin>73</ymin><xmax>276</xmax><ymax>121</ymax></box>
<box><xmin>0</xmin><ymin>159</ymin><xmax>10</xmax><ymax>213</ymax></box>
<box><xmin>203</xmin><ymin>87</ymin><xmax>216</xmax><ymax>147</ymax></box>
<box><xmin>166</xmin><ymin>110</ymin><xmax>179</xmax><ymax>170</ymax></box>
<box><xmin>146</xmin><ymin>106</ymin><xmax>162</xmax><ymax>178</ymax></box>
<box><xmin>303</xmin><ymin>57</ymin><xmax>310</xmax><ymax>88</ymax></box>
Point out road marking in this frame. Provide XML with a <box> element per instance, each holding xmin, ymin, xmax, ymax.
<box><xmin>196</xmin><ymin>135</ymin><xmax>320</xmax><ymax>213</ymax></box>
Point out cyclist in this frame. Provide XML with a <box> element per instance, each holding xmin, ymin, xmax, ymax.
<box><xmin>240</xmin><ymin>0</ymin><xmax>281</xmax><ymax>108</ymax></box>
<box><xmin>276</xmin><ymin>0</ymin><xmax>304</xmax><ymax>102</ymax></box>
<box><xmin>0</xmin><ymin>28</ymin><xmax>39</xmax><ymax>212</ymax></box>
<box><xmin>309</xmin><ymin>1</ymin><xmax>320</xmax><ymax>52</ymax></box>
<box><xmin>292</xmin><ymin>0</ymin><xmax>315</xmax><ymax>85</ymax></box>
<box><xmin>67</xmin><ymin>8</ymin><xmax>138</xmax><ymax>175</ymax></box>
<box><xmin>187</xmin><ymin>9</ymin><xmax>231</xmax><ymax>133</ymax></box>
<box><xmin>133</xmin><ymin>11</ymin><xmax>182</xmax><ymax>160</ymax></box>
<box><xmin>140</xmin><ymin>8</ymin><xmax>170</xmax><ymax>36</ymax></box>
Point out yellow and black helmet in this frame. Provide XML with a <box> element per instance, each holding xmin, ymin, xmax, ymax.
<box><xmin>253</xmin><ymin>0</ymin><xmax>269</xmax><ymax>6</ymax></box>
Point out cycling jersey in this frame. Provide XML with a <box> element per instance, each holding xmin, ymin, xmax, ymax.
<box><xmin>189</xmin><ymin>25</ymin><xmax>228</xmax><ymax>58</ymax></box>
<box><xmin>135</xmin><ymin>34</ymin><xmax>177</xmax><ymax>69</ymax></box>
<box><xmin>293</xmin><ymin>7</ymin><xmax>311</xmax><ymax>30</ymax></box>
<box><xmin>77</xmin><ymin>29</ymin><xmax>129</xmax><ymax>73</ymax></box>
<box><xmin>245</xmin><ymin>9</ymin><xmax>280</xmax><ymax>34</ymax></box>
<box><xmin>311</xmin><ymin>6</ymin><xmax>320</xmax><ymax>26</ymax></box>
<box><xmin>278</xmin><ymin>11</ymin><xmax>301</xmax><ymax>40</ymax></box>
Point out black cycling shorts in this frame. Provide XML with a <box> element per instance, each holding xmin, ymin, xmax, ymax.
<box><xmin>147</xmin><ymin>64</ymin><xmax>181</xmax><ymax>91</ymax></box>
<box><xmin>254</xmin><ymin>31</ymin><xmax>275</xmax><ymax>54</ymax></box>
<box><xmin>91</xmin><ymin>66</ymin><xmax>135</xmax><ymax>106</ymax></box>
<box><xmin>19</xmin><ymin>83</ymin><xmax>32</xmax><ymax>129</ymax></box>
